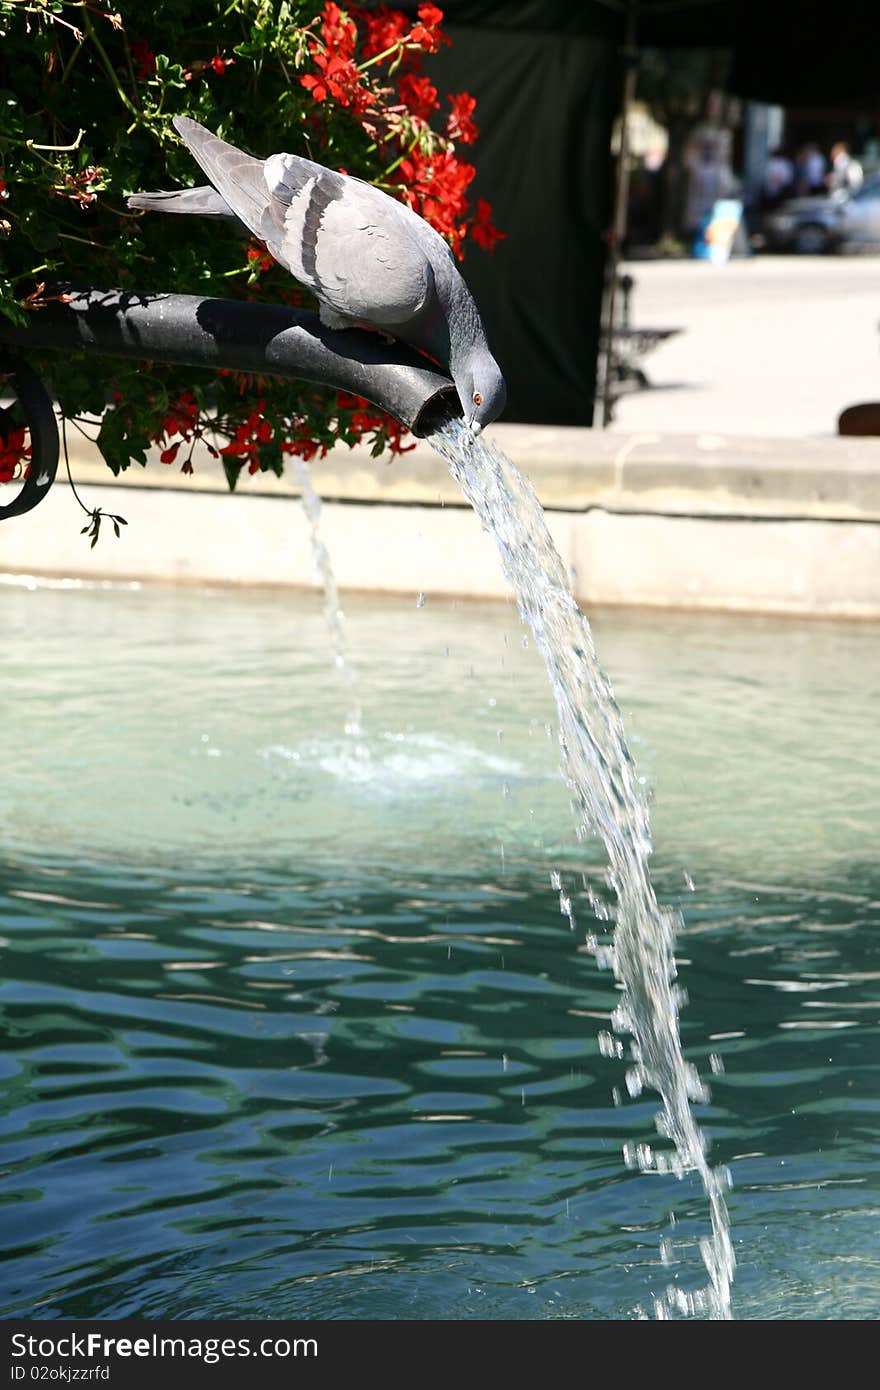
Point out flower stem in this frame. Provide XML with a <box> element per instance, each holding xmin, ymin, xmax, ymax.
<box><xmin>81</xmin><ymin>9</ymin><xmax>140</xmax><ymax>121</ymax></box>
<box><xmin>382</xmin><ymin>132</ymin><xmax>421</xmax><ymax>179</ymax></box>
<box><xmin>358</xmin><ymin>39</ymin><xmax>414</xmax><ymax>74</ymax></box>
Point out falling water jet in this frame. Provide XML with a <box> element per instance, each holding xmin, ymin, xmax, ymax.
<box><xmin>290</xmin><ymin>454</ymin><xmax>363</xmax><ymax>739</ymax></box>
<box><xmin>430</xmin><ymin>416</ymin><xmax>735</xmax><ymax>1320</ymax></box>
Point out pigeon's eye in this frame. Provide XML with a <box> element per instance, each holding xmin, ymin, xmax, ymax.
<box><xmin>473</xmin><ymin>392</ymin><xmax>483</xmax><ymax>407</ymax></box>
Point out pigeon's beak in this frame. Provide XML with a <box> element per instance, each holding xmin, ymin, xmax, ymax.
<box><xmin>468</xmin><ymin>419</ymin><xmax>482</xmax><ymax>437</ymax></box>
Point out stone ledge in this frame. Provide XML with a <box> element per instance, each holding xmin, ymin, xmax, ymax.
<box><xmin>5</xmin><ymin>472</ymin><xmax>880</xmax><ymax>618</ymax></box>
<box><xmin>58</xmin><ymin>421</ymin><xmax>880</xmax><ymax>521</ymax></box>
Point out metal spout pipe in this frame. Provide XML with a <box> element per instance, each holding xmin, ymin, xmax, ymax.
<box><xmin>0</xmin><ymin>289</ymin><xmax>460</xmax><ymax>436</ymax></box>
<box><xmin>0</xmin><ymin>288</ymin><xmax>461</xmax><ymax>519</ymax></box>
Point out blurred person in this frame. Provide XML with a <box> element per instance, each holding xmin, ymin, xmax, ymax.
<box><xmin>795</xmin><ymin>141</ymin><xmax>826</xmax><ymax>194</ymax></box>
<box><xmin>684</xmin><ymin>129</ymin><xmax>736</xmax><ymax>240</ymax></box>
<box><xmin>826</xmin><ymin>141</ymin><xmax>863</xmax><ymax>193</ymax></box>
<box><xmin>763</xmin><ymin>146</ymin><xmax>794</xmax><ymax>208</ymax></box>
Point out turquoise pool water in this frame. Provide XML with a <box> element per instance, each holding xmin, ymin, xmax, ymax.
<box><xmin>1</xmin><ymin>581</ymin><xmax>877</xmax><ymax>1318</ymax></box>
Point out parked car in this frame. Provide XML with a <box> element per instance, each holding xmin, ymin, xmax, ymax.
<box><xmin>762</xmin><ymin>178</ymin><xmax>880</xmax><ymax>254</ymax></box>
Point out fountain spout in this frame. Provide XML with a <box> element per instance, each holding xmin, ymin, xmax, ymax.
<box><xmin>0</xmin><ymin>289</ymin><xmax>461</xmax><ymax>519</ymax></box>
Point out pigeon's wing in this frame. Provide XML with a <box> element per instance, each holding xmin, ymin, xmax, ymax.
<box><xmin>263</xmin><ymin>153</ymin><xmax>433</xmax><ymax>326</ymax></box>
<box><xmin>173</xmin><ymin>118</ymin><xmax>274</xmax><ymax>238</ymax></box>
<box><xmin>173</xmin><ymin>118</ymin><xmax>432</xmax><ymax>326</ymax></box>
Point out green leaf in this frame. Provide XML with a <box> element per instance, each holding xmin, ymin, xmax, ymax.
<box><xmin>222</xmin><ymin>457</ymin><xmax>241</xmax><ymax>492</ymax></box>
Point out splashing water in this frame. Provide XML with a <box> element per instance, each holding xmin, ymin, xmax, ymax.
<box><xmin>430</xmin><ymin>418</ymin><xmax>735</xmax><ymax>1319</ymax></box>
<box><xmin>292</xmin><ymin>455</ymin><xmax>363</xmax><ymax>738</ymax></box>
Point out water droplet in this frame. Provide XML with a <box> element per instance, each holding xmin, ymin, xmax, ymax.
<box><xmin>598</xmin><ymin>1030</ymin><xmax>623</xmax><ymax>1059</ymax></box>
<box><xmin>416</xmin><ymin>592</ymin><xmax>426</xmax><ymax>608</ymax></box>
<box><xmin>625</xmin><ymin>1067</ymin><xmax>644</xmax><ymax>1098</ymax></box>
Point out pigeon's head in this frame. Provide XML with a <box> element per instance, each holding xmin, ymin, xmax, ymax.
<box><xmin>457</xmin><ymin>350</ymin><xmax>507</xmax><ymax>435</ymax></box>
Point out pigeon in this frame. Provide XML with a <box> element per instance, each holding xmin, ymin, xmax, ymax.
<box><xmin>128</xmin><ymin>116</ymin><xmax>506</xmax><ymax>432</ymax></box>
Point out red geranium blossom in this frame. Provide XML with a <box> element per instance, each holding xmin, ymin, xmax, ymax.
<box><xmin>301</xmin><ymin>52</ymin><xmax>371</xmax><ymax>114</ymax></box>
<box><xmin>447</xmin><ymin>92</ymin><xmax>478</xmax><ymax>145</ymax></box>
<box><xmin>398</xmin><ymin>145</ymin><xmax>476</xmax><ymax>254</ymax></box>
<box><xmin>320</xmin><ymin>2</ymin><xmax>357</xmax><ymax>59</ymax></box>
<box><xmin>410</xmin><ymin>4</ymin><xmax>448</xmax><ymax>53</ymax></box>
<box><xmin>219</xmin><ymin>401</ymin><xmax>277</xmax><ymax>472</ymax></box>
<box><xmin>160</xmin><ymin>391</ymin><xmax>199</xmax><ymax>438</ymax></box>
<box><xmin>246</xmin><ymin>242</ymin><xmax>274</xmax><ymax>274</ymax></box>
<box><xmin>359</xmin><ymin>5</ymin><xmax>409</xmax><ymax>59</ymax></box>
<box><xmin>397</xmin><ymin>72</ymin><xmax>439</xmax><ymax>120</ymax></box>
<box><xmin>130</xmin><ymin>37</ymin><xmax>156</xmax><ymax>80</ymax></box>
<box><xmin>0</xmin><ymin>426</ymin><xmax>30</xmax><ymax>484</ymax></box>
<box><xmin>470</xmin><ymin>197</ymin><xmax>506</xmax><ymax>252</ymax></box>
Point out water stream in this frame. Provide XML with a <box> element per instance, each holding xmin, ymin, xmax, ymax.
<box><xmin>431</xmin><ymin>418</ymin><xmax>735</xmax><ymax>1319</ymax></box>
<box><xmin>292</xmin><ymin>455</ymin><xmax>363</xmax><ymax>738</ymax></box>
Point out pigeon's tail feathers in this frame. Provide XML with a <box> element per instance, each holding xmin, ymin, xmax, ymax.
<box><xmin>127</xmin><ymin>186</ymin><xmax>238</xmax><ymax>220</ymax></box>
<box><xmin>172</xmin><ymin>116</ymin><xmax>271</xmax><ymax>240</ymax></box>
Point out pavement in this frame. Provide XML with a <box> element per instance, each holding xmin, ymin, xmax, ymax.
<box><xmin>609</xmin><ymin>254</ymin><xmax>880</xmax><ymax>438</ymax></box>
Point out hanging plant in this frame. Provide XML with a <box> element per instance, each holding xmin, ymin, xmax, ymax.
<box><xmin>0</xmin><ymin>1</ymin><xmax>504</xmax><ymax>493</ymax></box>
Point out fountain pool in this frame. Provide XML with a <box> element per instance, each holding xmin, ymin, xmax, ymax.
<box><xmin>0</xmin><ymin>578</ymin><xmax>876</xmax><ymax>1319</ymax></box>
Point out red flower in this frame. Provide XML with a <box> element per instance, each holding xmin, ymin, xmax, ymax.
<box><xmin>301</xmin><ymin>52</ymin><xmax>371</xmax><ymax>114</ymax></box>
<box><xmin>447</xmin><ymin>92</ymin><xmax>478</xmax><ymax>145</ymax></box>
<box><xmin>320</xmin><ymin>2</ymin><xmax>357</xmax><ymax>60</ymax></box>
<box><xmin>209</xmin><ymin>55</ymin><xmax>235</xmax><ymax>75</ymax></box>
<box><xmin>398</xmin><ymin>72</ymin><xmax>438</xmax><ymax>120</ymax></box>
<box><xmin>359</xmin><ymin>6</ymin><xmax>408</xmax><ymax>59</ymax></box>
<box><xmin>246</xmin><ymin>242</ymin><xmax>273</xmax><ymax>274</ymax></box>
<box><xmin>130</xmin><ymin>38</ymin><xmax>156</xmax><ymax>80</ymax></box>
<box><xmin>219</xmin><ymin>401</ymin><xmax>279</xmax><ymax>471</ymax></box>
<box><xmin>470</xmin><ymin>198</ymin><xmax>505</xmax><ymax>252</ymax></box>
<box><xmin>398</xmin><ymin>146</ymin><xmax>475</xmax><ymax>254</ymax></box>
<box><xmin>161</xmin><ymin>391</ymin><xmax>198</xmax><ymax>438</ymax></box>
<box><xmin>410</xmin><ymin>4</ymin><xmax>448</xmax><ymax>53</ymax></box>
<box><xmin>334</xmin><ymin>392</ymin><xmax>416</xmax><ymax>455</ymax></box>
<box><xmin>0</xmin><ymin>426</ymin><xmax>31</xmax><ymax>484</ymax></box>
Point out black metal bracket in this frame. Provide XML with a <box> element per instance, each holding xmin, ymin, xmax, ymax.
<box><xmin>0</xmin><ymin>352</ymin><xmax>60</xmax><ymax>520</ymax></box>
<box><xmin>0</xmin><ymin>289</ymin><xmax>460</xmax><ymax>521</ymax></box>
